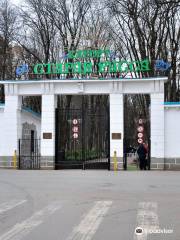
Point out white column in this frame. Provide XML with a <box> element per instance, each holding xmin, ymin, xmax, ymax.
<box><xmin>151</xmin><ymin>93</ymin><xmax>164</xmax><ymax>169</ymax></box>
<box><xmin>41</xmin><ymin>95</ymin><xmax>56</xmax><ymax>169</ymax></box>
<box><xmin>3</xmin><ymin>95</ymin><xmax>21</xmax><ymax>159</ymax></box>
<box><xmin>110</xmin><ymin>94</ymin><xmax>124</xmax><ymax>169</ymax></box>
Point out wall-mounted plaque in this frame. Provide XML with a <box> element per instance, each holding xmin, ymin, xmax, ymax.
<box><xmin>43</xmin><ymin>132</ymin><xmax>52</xmax><ymax>139</ymax></box>
<box><xmin>112</xmin><ymin>133</ymin><xmax>121</xmax><ymax>139</ymax></box>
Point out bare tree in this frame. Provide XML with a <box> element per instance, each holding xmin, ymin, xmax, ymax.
<box><xmin>0</xmin><ymin>0</ymin><xmax>18</xmax><ymax>102</ymax></box>
<box><xmin>107</xmin><ymin>0</ymin><xmax>180</xmax><ymax>100</ymax></box>
<box><xmin>165</xmin><ymin>5</ymin><xmax>180</xmax><ymax>101</ymax></box>
<box><xmin>47</xmin><ymin>0</ymin><xmax>92</xmax><ymax>54</ymax></box>
<box><xmin>0</xmin><ymin>0</ymin><xmax>18</xmax><ymax>79</ymax></box>
<box><xmin>82</xmin><ymin>6</ymin><xmax>112</xmax><ymax>49</ymax></box>
<box><xmin>106</xmin><ymin>0</ymin><xmax>179</xmax><ymax>146</ymax></box>
<box><xmin>17</xmin><ymin>0</ymin><xmax>58</xmax><ymax>63</ymax></box>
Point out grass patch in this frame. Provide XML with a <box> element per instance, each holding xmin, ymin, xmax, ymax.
<box><xmin>127</xmin><ymin>164</ymin><xmax>138</xmax><ymax>171</ymax></box>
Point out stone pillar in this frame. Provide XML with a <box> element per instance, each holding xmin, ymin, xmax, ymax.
<box><xmin>110</xmin><ymin>94</ymin><xmax>124</xmax><ymax>170</ymax></box>
<box><xmin>41</xmin><ymin>95</ymin><xmax>56</xmax><ymax>169</ymax></box>
<box><xmin>150</xmin><ymin>93</ymin><xmax>165</xmax><ymax>169</ymax></box>
<box><xmin>1</xmin><ymin>95</ymin><xmax>21</xmax><ymax>168</ymax></box>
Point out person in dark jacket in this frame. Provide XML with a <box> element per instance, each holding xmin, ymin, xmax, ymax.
<box><xmin>137</xmin><ymin>143</ymin><xmax>147</xmax><ymax>170</ymax></box>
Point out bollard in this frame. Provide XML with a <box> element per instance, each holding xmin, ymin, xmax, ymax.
<box><xmin>113</xmin><ymin>151</ymin><xmax>118</xmax><ymax>171</ymax></box>
<box><xmin>13</xmin><ymin>150</ymin><xmax>17</xmax><ymax>169</ymax></box>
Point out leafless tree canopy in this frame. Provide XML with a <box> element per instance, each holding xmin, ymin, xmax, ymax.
<box><xmin>0</xmin><ymin>0</ymin><xmax>179</xmax><ymax>103</ymax></box>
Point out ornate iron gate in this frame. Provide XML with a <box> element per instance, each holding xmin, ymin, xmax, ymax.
<box><xmin>18</xmin><ymin>139</ymin><xmax>40</xmax><ymax>169</ymax></box>
<box><xmin>55</xmin><ymin>107</ymin><xmax>110</xmax><ymax>170</ymax></box>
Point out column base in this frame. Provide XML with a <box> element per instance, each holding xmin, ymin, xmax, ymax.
<box><xmin>0</xmin><ymin>156</ymin><xmax>14</xmax><ymax>168</ymax></box>
<box><xmin>110</xmin><ymin>157</ymin><xmax>124</xmax><ymax>170</ymax></box>
<box><xmin>151</xmin><ymin>158</ymin><xmax>165</xmax><ymax>170</ymax></box>
<box><xmin>164</xmin><ymin>158</ymin><xmax>180</xmax><ymax>170</ymax></box>
<box><xmin>151</xmin><ymin>157</ymin><xmax>180</xmax><ymax>170</ymax></box>
<box><xmin>40</xmin><ymin>156</ymin><xmax>54</xmax><ymax>170</ymax></box>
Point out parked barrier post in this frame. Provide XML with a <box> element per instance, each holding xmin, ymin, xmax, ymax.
<box><xmin>113</xmin><ymin>151</ymin><xmax>118</xmax><ymax>171</ymax></box>
<box><xmin>13</xmin><ymin>150</ymin><xmax>17</xmax><ymax>169</ymax></box>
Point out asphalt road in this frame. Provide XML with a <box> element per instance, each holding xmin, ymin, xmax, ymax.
<box><xmin>0</xmin><ymin>170</ymin><xmax>179</xmax><ymax>240</ymax></box>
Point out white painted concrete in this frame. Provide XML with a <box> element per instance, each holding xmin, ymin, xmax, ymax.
<box><xmin>0</xmin><ymin>202</ymin><xmax>62</xmax><ymax>240</ymax></box>
<box><xmin>1</xmin><ymin>95</ymin><xmax>21</xmax><ymax>156</ymax></box>
<box><xmin>165</xmin><ymin>105</ymin><xmax>180</xmax><ymax>158</ymax></box>
<box><xmin>67</xmin><ymin>201</ymin><xmax>112</xmax><ymax>240</ymax></box>
<box><xmin>0</xmin><ymin>200</ymin><xmax>27</xmax><ymax>215</ymax></box>
<box><xmin>110</xmin><ymin>94</ymin><xmax>123</xmax><ymax>158</ymax></box>
<box><xmin>3</xmin><ymin>78</ymin><xmax>167</xmax><ymax>96</ymax></box>
<box><xmin>1</xmin><ymin>77</ymin><xmax>176</xmax><ymax>170</ymax></box>
<box><xmin>0</xmin><ymin>103</ymin><xmax>41</xmax><ymax>158</ymax></box>
<box><xmin>41</xmin><ymin>95</ymin><xmax>56</xmax><ymax>157</ymax></box>
<box><xmin>0</xmin><ymin>108</ymin><xmax>4</xmax><ymax>155</ymax></box>
<box><xmin>21</xmin><ymin>109</ymin><xmax>41</xmax><ymax>139</ymax></box>
<box><xmin>134</xmin><ymin>202</ymin><xmax>159</xmax><ymax>240</ymax></box>
<box><xmin>150</xmin><ymin>93</ymin><xmax>165</xmax><ymax>159</ymax></box>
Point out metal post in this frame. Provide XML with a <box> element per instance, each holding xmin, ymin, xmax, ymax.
<box><xmin>148</xmin><ymin>137</ymin><xmax>151</xmax><ymax>170</ymax></box>
<box><xmin>18</xmin><ymin>139</ymin><xmax>21</xmax><ymax>169</ymax></box>
<box><xmin>82</xmin><ymin>95</ymin><xmax>85</xmax><ymax>170</ymax></box>
<box><xmin>123</xmin><ymin>138</ymin><xmax>127</xmax><ymax>170</ymax></box>
<box><xmin>113</xmin><ymin>151</ymin><xmax>118</xmax><ymax>171</ymax></box>
<box><xmin>108</xmin><ymin>103</ymin><xmax>110</xmax><ymax>170</ymax></box>
<box><xmin>13</xmin><ymin>150</ymin><xmax>17</xmax><ymax>169</ymax></box>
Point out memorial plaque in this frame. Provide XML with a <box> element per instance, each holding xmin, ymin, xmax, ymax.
<box><xmin>112</xmin><ymin>133</ymin><xmax>121</xmax><ymax>139</ymax></box>
<box><xmin>43</xmin><ymin>132</ymin><xmax>52</xmax><ymax>139</ymax></box>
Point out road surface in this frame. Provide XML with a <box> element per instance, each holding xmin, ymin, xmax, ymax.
<box><xmin>0</xmin><ymin>170</ymin><xmax>179</xmax><ymax>240</ymax></box>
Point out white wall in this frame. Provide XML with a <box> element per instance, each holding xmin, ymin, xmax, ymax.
<box><xmin>41</xmin><ymin>95</ymin><xmax>55</xmax><ymax>157</ymax></box>
<box><xmin>0</xmin><ymin>105</ymin><xmax>41</xmax><ymax>157</ymax></box>
<box><xmin>165</xmin><ymin>106</ymin><xmax>180</xmax><ymax>158</ymax></box>
<box><xmin>21</xmin><ymin>109</ymin><xmax>41</xmax><ymax>139</ymax></box>
<box><xmin>110</xmin><ymin>94</ymin><xmax>123</xmax><ymax>158</ymax></box>
<box><xmin>2</xmin><ymin>96</ymin><xmax>21</xmax><ymax>156</ymax></box>
<box><xmin>0</xmin><ymin>108</ymin><xmax>4</xmax><ymax>155</ymax></box>
<box><xmin>151</xmin><ymin>93</ymin><xmax>164</xmax><ymax>159</ymax></box>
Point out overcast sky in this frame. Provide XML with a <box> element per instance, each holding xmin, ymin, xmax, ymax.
<box><xmin>11</xmin><ymin>0</ymin><xmax>22</xmax><ymax>6</ymax></box>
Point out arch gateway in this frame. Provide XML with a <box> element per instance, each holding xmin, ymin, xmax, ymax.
<box><xmin>0</xmin><ymin>51</ymin><xmax>180</xmax><ymax>170</ymax></box>
<box><xmin>2</xmin><ymin>76</ymin><xmax>177</xmax><ymax>170</ymax></box>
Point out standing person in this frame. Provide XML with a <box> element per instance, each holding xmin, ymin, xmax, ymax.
<box><xmin>143</xmin><ymin>142</ymin><xmax>149</xmax><ymax>170</ymax></box>
<box><xmin>137</xmin><ymin>143</ymin><xmax>147</xmax><ymax>170</ymax></box>
<box><xmin>143</xmin><ymin>142</ymin><xmax>148</xmax><ymax>153</ymax></box>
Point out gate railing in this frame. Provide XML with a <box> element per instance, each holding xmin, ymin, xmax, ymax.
<box><xmin>55</xmin><ymin>107</ymin><xmax>110</xmax><ymax>170</ymax></box>
<box><xmin>18</xmin><ymin>139</ymin><xmax>41</xmax><ymax>169</ymax></box>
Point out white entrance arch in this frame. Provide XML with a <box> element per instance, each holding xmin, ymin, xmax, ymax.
<box><xmin>0</xmin><ymin>76</ymin><xmax>167</xmax><ymax>169</ymax></box>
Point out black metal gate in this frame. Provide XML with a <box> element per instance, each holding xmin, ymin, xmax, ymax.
<box><xmin>18</xmin><ymin>139</ymin><xmax>40</xmax><ymax>169</ymax></box>
<box><xmin>55</xmin><ymin>107</ymin><xmax>110</xmax><ymax>170</ymax></box>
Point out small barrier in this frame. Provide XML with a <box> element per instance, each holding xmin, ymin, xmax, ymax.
<box><xmin>113</xmin><ymin>151</ymin><xmax>118</xmax><ymax>171</ymax></box>
<box><xmin>13</xmin><ymin>150</ymin><xmax>17</xmax><ymax>169</ymax></box>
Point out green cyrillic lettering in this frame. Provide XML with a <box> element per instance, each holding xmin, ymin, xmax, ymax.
<box><xmin>133</xmin><ymin>61</ymin><xmax>141</xmax><ymax>72</ymax></box>
<box><xmin>83</xmin><ymin>62</ymin><xmax>93</xmax><ymax>73</ymax></box>
<box><xmin>82</xmin><ymin>50</ymin><xmax>88</xmax><ymax>58</ymax></box>
<box><xmin>118</xmin><ymin>61</ymin><xmax>129</xmax><ymax>72</ymax></box>
<box><xmin>104</xmin><ymin>49</ymin><xmax>111</xmax><ymax>58</ymax></box>
<box><xmin>109</xmin><ymin>61</ymin><xmax>117</xmax><ymax>73</ymax></box>
<box><xmin>75</xmin><ymin>50</ymin><xmax>83</xmax><ymax>59</ymax></box>
<box><xmin>68</xmin><ymin>51</ymin><xmax>75</xmax><ymax>59</ymax></box>
<box><xmin>73</xmin><ymin>62</ymin><xmax>82</xmax><ymax>73</ymax></box>
<box><xmin>64</xmin><ymin>62</ymin><xmax>73</xmax><ymax>74</ymax></box>
<box><xmin>33</xmin><ymin>64</ymin><xmax>44</xmax><ymax>74</ymax></box>
<box><xmin>98</xmin><ymin>61</ymin><xmax>110</xmax><ymax>73</ymax></box>
<box><xmin>97</xmin><ymin>49</ymin><xmax>103</xmax><ymax>58</ymax></box>
<box><xmin>54</xmin><ymin>63</ymin><xmax>63</xmax><ymax>74</ymax></box>
<box><xmin>44</xmin><ymin>63</ymin><xmax>52</xmax><ymax>74</ymax></box>
<box><xmin>140</xmin><ymin>59</ymin><xmax>150</xmax><ymax>71</ymax></box>
<box><xmin>92</xmin><ymin>50</ymin><xmax>99</xmax><ymax>58</ymax></box>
